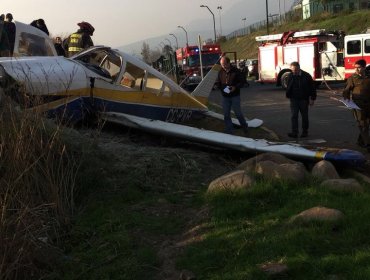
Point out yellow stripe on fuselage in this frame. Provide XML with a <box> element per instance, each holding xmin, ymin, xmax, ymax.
<box><xmin>314</xmin><ymin>151</ymin><xmax>325</xmax><ymax>159</ymax></box>
<box><xmin>27</xmin><ymin>86</ymin><xmax>208</xmax><ymax>112</ymax></box>
<box><xmin>92</xmin><ymin>88</ymin><xmax>208</xmax><ymax>110</ymax></box>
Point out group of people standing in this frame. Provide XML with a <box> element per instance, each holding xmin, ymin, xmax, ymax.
<box><xmin>217</xmin><ymin>56</ymin><xmax>370</xmax><ymax>152</ymax></box>
<box><xmin>0</xmin><ymin>13</ymin><xmax>95</xmax><ymax>58</ymax></box>
<box><xmin>0</xmin><ymin>13</ymin><xmax>15</xmax><ymax>56</ymax></box>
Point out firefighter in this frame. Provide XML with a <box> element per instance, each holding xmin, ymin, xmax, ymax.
<box><xmin>342</xmin><ymin>59</ymin><xmax>370</xmax><ymax>150</ymax></box>
<box><xmin>64</xmin><ymin>21</ymin><xmax>94</xmax><ymax>57</ymax></box>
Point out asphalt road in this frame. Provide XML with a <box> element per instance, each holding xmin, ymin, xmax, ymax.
<box><xmin>208</xmin><ymin>81</ymin><xmax>360</xmax><ymax>151</ymax></box>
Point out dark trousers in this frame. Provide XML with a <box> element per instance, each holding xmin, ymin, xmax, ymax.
<box><xmin>290</xmin><ymin>98</ymin><xmax>309</xmax><ymax>134</ymax></box>
<box><xmin>353</xmin><ymin>109</ymin><xmax>370</xmax><ymax>146</ymax></box>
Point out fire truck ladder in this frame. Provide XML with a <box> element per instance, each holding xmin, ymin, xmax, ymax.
<box><xmin>256</xmin><ymin>29</ymin><xmax>328</xmax><ymax>42</ymax></box>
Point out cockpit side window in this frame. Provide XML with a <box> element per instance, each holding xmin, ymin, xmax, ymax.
<box><xmin>121</xmin><ymin>62</ymin><xmax>145</xmax><ymax>90</ymax></box>
<box><xmin>18</xmin><ymin>32</ymin><xmax>54</xmax><ymax>56</ymax></box>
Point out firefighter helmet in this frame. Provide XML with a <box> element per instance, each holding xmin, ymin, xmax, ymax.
<box><xmin>77</xmin><ymin>21</ymin><xmax>95</xmax><ymax>36</ymax></box>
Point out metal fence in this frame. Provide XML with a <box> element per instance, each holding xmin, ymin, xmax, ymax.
<box><xmin>225</xmin><ymin>0</ymin><xmax>370</xmax><ymax>40</ymax></box>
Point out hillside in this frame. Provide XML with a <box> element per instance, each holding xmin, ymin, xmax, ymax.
<box><xmin>220</xmin><ymin>9</ymin><xmax>370</xmax><ymax>59</ymax></box>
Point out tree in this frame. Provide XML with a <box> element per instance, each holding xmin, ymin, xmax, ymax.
<box><xmin>141</xmin><ymin>41</ymin><xmax>151</xmax><ymax>64</ymax></box>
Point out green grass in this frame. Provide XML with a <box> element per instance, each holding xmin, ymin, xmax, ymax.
<box><xmin>52</xmin><ymin>135</ymin><xmax>232</xmax><ymax>279</ymax></box>
<box><xmin>176</xmin><ymin>177</ymin><xmax>370</xmax><ymax>279</ymax></box>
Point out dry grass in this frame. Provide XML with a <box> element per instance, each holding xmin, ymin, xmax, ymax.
<box><xmin>0</xmin><ymin>96</ymin><xmax>80</xmax><ymax>279</ymax></box>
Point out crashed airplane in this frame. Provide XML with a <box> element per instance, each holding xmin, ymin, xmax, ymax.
<box><xmin>0</xmin><ymin>21</ymin><xmax>365</xmax><ymax>166</ymax></box>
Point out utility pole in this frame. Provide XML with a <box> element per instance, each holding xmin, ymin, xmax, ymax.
<box><xmin>266</xmin><ymin>0</ymin><xmax>269</xmax><ymax>34</ymax></box>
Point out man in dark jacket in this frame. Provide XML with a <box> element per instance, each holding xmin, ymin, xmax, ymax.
<box><xmin>286</xmin><ymin>61</ymin><xmax>316</xmax><ymax>138</ymax></box>
<box><xmin>342</xmin><ymin>59</ymin><xmax>370</xmax><ymax>149</ymax></box>
<box><xmin>63</xmin><ymin>21</ymin><xmax>94</xmax><ymax>57</ymax></box>
<box><xmin>30</xmin><ymin>19</ymin><xmax>49</xmax><ymax>35</ymax></box>
<box><xmin>54</xmin><ymin>36</ymin><xmax>66</xmax><ymax>56</ymax></box>
<box><xmin>4</xmin><ymin>13</ymin><xmax>15</xmax><ymax>55</ymax></box>
<box><xmin>217</xmin><ymin>56</ymin><xmax>249</xmax><ymax>135</ymax></box>
<box><xmin>0</xmin><ymin>19</ymin><xmax>10</xmax><ymax>57</ymax></box>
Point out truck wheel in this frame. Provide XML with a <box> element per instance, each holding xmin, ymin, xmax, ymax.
<box><xmin>280</xmin><ymin>72</ymin><xmax>291</xmax><ymax>89</ymax></box>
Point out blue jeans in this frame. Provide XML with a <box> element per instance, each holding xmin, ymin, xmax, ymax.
<box><xmin>222</xmin><ymin>95</ymin><xmax>248</xmax><ymax>134</ymax></box>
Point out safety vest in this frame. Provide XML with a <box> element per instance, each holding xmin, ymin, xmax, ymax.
<box><xmin>67</xmin><ymin>33</ymin><xmax>83</xmax><ymax>56</ymax></box>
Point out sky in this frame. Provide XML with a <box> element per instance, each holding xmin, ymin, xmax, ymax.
<box><xmin>3</xmin><ymin>0</ymin><xmax>295</xmax><ymax>48</ymax></box>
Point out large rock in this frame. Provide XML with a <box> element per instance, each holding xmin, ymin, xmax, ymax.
<box><xmin>320</xmin><ymin>178</ymin><xmax>364</xmax><ymax>193</ymax></box>
<box><xmin>258</xmin><ymin>262</ymin><xmax>288</xmax><ymax>276</ymax></box>
<box><xmin>255</xmin><ymin>160</ymin><xmax>306</xmax><ymax>182</ymax></box>
<box><xmin>237</xmin><ymin>152</ymin><xmax>296</xmax><ymax>173</ymax></box>
<box><xmin>290</xmin><ymin>206</ymin><xmax>344</xmax><ymax>223</ymax></box>
<box><xmin>311</xmin><ymin>160</ymin><xmax>340</xmax><ymax>180</ymax></box>
<box><xmin>207</xmin><ymin>170</ymin><xmax>254</xmax><ymax>193</ymax></box>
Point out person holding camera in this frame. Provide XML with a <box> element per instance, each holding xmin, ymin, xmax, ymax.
<box><xmin>217</xmin><ymin>56</ymin><xmax>249</xmax><ymax>135</ymax></box>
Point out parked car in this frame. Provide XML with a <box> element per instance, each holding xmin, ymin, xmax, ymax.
<box><xmin>246</xmin><ymin>59</ymin><xmax>258</xmax><ymax>77</ymax></box>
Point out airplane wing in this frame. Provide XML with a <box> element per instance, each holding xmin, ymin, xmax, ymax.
<box><xmin>101</xmin><ymin>112</ymin><xmax>365</xmax><ymax>167</ymax></box>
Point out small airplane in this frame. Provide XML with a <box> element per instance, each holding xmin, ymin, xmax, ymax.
<box><xmin>0</xmin><ymin>21</ymin><xmax>365</xmax><ymax>167</ymax></box>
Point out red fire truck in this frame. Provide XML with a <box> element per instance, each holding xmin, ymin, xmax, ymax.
<box><xmin>176</xmin><ymin>44</ymin><xmax>222</xmax><ymax>89</ymax></box>
<box><xmin>256</xmin><ymin>29</ymin><xmax>370</xmax><ymax>88</ymax></box>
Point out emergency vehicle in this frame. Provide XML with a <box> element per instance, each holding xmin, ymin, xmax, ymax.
<box><xmin>176</xmin><ymin>44</ymin><xmax>222</xmax><ymax>89</ymax></box>
<box><xmin>256</xmin><ymin>29</ymin><xmax>370</xmax><ymax>88</ymax></box>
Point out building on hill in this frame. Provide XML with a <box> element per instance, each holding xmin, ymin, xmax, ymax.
<box><xmin>302</xmin><ymin>0</ymin><xmax>370</xmax><ymax>19</ymax></box>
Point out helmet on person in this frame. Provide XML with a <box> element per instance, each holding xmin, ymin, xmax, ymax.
<box><xmin>77</xmin><ymin>21</ymin><xmax>95</xmax><ymax>36</ymax></box>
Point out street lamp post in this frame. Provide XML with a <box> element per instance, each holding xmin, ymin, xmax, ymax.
<box><xmin>279</xmin><ymin>0</ymin><xmax>281</xmax><ymax>23</ymax></box>
<box><xmin>200</xmin><ymin>5</ymin><xmax>216</xmax><ymax>43</ymax></box>
<box><xmin>169</xmin><ymin>33</ymin><xmax>178</xmax><ymax>49</ymax></box>
<box><xmin>268</xmin><ymin>13</ymin><xmax>279</xmax><ymax>27</ymax></box>
<box><xmin>165</xmin><ymin>38</ymin><xmax>172</xmax><ymax>48</ymax></box>
<box><xmin>266</xmin><ymin>0</ymin><xmax>269</xmax><ymax>35</ymax></box>
<box><xmin>217</xmin><ymin>6</ymin><xmax>222</xmax><ymax>38</ymax></box>
<box><xmin>177</xmin><ymin>25</ymin><xmax>189</xmax><ymax>46</ymax></box>
<box><xmin>242</xmin><ymin>17</ymin><xmax>246</xmax><ymax>31</ymax></box>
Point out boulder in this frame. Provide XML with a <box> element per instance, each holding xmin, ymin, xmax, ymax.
<box><xmin>311</xmin><ymin>160</ymin><xmax>340</xmax><ymax>180</ymax></box>
<box><xmin>259</xmin><ymin>262</ymin><xmax>288</xmax><ymax>276</ymax></box>
<box><xmin>207</xmin><ymin>170</ymin><xmax>254</xmax><ymax>193</ymax></box>
<box><xmin>237</xmin><ymin>152</ymin><xmax>296</xmax><ymax>173</ymax></box>
<box><xmin>255</xmin><ymin>161</ymin><xmax>306</xmax><ymax>182</ymax></box>
<box><xmin>320</xmin><ymin>178</ymin><xmax>364</xmax><ymax>193</ymax></box>
<box><xmin>290</xmin><ymin>206</ymin><xmax>344</xmax><ymax>223</ymax></box>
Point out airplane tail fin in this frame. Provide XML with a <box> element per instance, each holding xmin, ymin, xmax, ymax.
<box><xmin>191</xmin><ymin>64</ymin><xmax>221</xmax><ymax>105</ymax></box>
